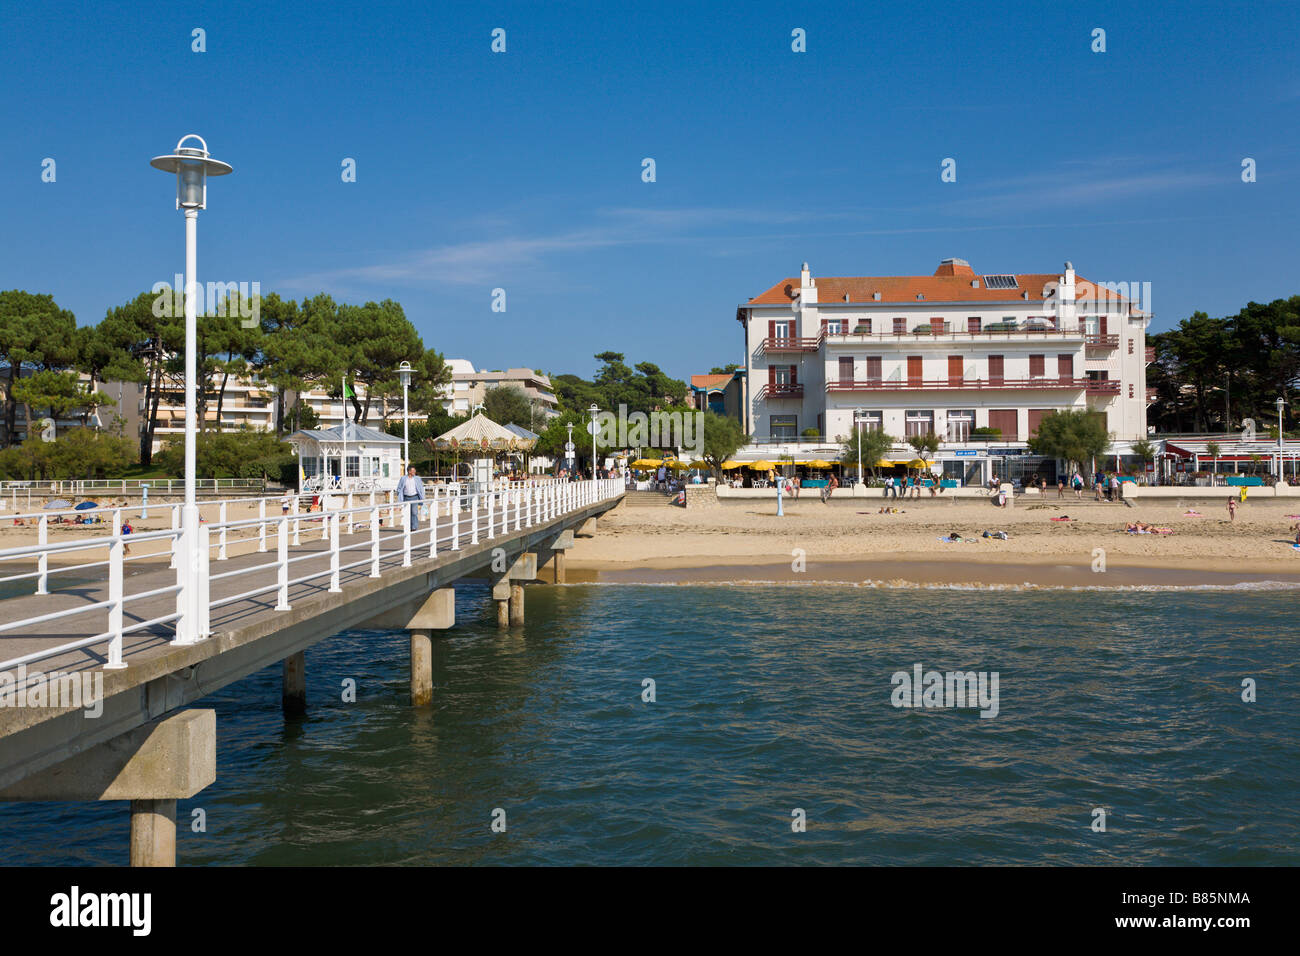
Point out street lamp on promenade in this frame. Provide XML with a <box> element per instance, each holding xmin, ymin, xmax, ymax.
<box><xmin>151</xmin><ymin>135</ymin><xmax>232</xmax><ymax>645</ymax></box>
<box><xmin>1277</xmin><ymin>396</ymin><xmax>1287</xmax><ymax>481</ymax></box>
<box><xmin>588</xmin><ymin>404</ymin><xmax>599</xmax><ymax>479</ymax></box>
<box><xmin>398</xmin><ymin>361</ymin><xmax>412</xmax><ymax>472</ymax></box>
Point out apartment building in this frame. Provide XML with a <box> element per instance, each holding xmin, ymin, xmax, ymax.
<box><xmin>735</xmin><ymin>258</ymin><xmax>1153</xmax><ymax>483</ymax></box>
<box><xmin>440</xmin><ymin>362</ymin><xmax>560</xmax><ymax>421</ymax></box>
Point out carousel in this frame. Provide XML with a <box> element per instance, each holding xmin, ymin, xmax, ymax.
<box><xmin>425</xmin><ymin>412</ymin><xmax>538</xmax><ymax>485</ymax></box>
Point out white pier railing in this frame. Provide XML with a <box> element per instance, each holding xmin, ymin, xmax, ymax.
<box><xmin>0</xmin><ymin>478</ymin><xmax>622</xmax><ymax>677</ymax></box>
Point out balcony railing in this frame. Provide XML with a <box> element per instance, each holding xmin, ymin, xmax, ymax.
<box><xmin>755</xmin><ymin>383</ymin><xmax>805</xmax><ymax>400</ymax></box>
<box><xmin>1085</xmin><ymin>334</ymin><xmax>1120</xmax><ymax>349</ymax></box>
<box><xmin>825</xmin><ymin>377</ymin><xmax>1095</xmax><ymax>393</ymax></box>
<box><xmin>760</xmin><ymin>336</ymin><xmax>822</xmax><ymax>352</ymax></box>
<box><xmin>1145</xmin><ymin>346</ymin><xmax>1156</xmax><ymax>363</ymax></box>
<box><xmin>1085</xmin><ymin>380</ymin><xmax>1122</xmax><ymax>395</ymax></box>
<box><xmin>826</xmin><ymin>323</ymin><xmax>1087</xmax><ymax>340</ymax></box>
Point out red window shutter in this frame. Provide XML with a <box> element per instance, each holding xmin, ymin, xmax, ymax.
<box><xmin>768</xmin><ymin>366</ymin><xmax>776</xmax><ymax>386</ymax></box>
<box><xmin>1057</xmin><ymin>354</ymin><xmax>1073</xmax><ymax>382</ymax></box>
<box><xmin>1027</xmin><ymin>409</ymin><xmax>1048</xmax><ymax>436</ymax></box>
<box><xmin>839</xmin><ymin>356</ymin><xmax>854</xmax><ymax>382</ymax></box>
<box><xmin>930</xmin><ymin>317</ymin><xmax>944</xmax><ymax>334</ymax></box>
<box><xmin>989</xmin><ymin>409</ymin><xmax>1017</xmax><ymax>440</ymax></box>
<box><xmin>867</xmin><ymin>356</ymin><xmax>882</xmax><ymax>380</ymax></box>
<box><xmin>967</xmin><ymin>316</ymin><xmax>981</xmax><ymax>334</ymax></box>
<box><xmin>1099</xmin><ymin>315</ymin><xmax>1108</xmax><ymax>336</ymax></box>
<box><xmin>820</xmin><ymin>319</ymin><xmax>828</xmax><ymax>338</ymax></box>
<box><xmin>768</xmin><ymin>320</ymin><xmax>777</xmax><ymax>341</ymax></box>
<box><xmin>988</xmin><ymin>355</ymin><xmax>1004</xmax><ymax>383</ymax></box>
<box><xmin>789</xmin><ymin>365</ymin><xmax>798</xmax><ymax>386</ymax></box>
<box><xmin>948</xmin><ymin>356</ymin><xmax>963</xmax><ymax>384</ymax></box>
<box><xmin>1030</xmin><ymin>354</ymin><xmax>1045</xmax><ymax>377</ymax></box>
<box><xmin>907</xmin><ymin>356</ymin><xmax>922</xmax><ymax>384</ymax></box>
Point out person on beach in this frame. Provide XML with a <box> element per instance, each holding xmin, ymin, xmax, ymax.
<box><xmin>1227</xmin><ymin>496</ymin><xmax>1237</xmax><ymax>522</ymax></box>
<box><xmin>1072</xmin><ymin>472</ymin><xmax>1083</xmax><ymax>499</ymax></box>
<box><xmin>398</xmin><ymin>465</ymin><xmax>425</xmax><ymax>530</ymax></box>
<box><xmin>1094</xmin><ymin>473</ymin><xmax>1104</xmax><ymax>500</ymax></box>
<box><xmin>121</xmin><ymin>518</ymin><xmax>134</xmax><ymax>555</ymax></box>
<box><xmin>1057</xmin><ymin>476</ymin><xmax>1066</xmax><ymax>498</ymax></box>
<box><xmin>281</xmin><ymin>493</ymin><xmax>292</xmax><ymax>515</ymax></box>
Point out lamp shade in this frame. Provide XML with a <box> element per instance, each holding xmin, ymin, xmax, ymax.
<box><xmin>150</xmin><ymin>134</ymin><xmax>232</xmax><ymax>210</ymax></box>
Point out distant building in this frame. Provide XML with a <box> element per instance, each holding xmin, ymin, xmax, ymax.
<box><xmin>440</xmin><ymin>363</ymin><xmax>560</xmax><ymax>422</ymax></box>
<box><xmin>689</xmin><ymin>372</ymin><xmax>745</xmax><ymax>424</ymax></box>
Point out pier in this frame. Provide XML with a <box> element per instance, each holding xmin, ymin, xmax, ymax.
<box><xmin>0</xmin><ymin>478</ymin><xmax>623</xmax><ymax>865</ymax></box>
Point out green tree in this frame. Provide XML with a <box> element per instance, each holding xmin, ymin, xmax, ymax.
<box><xmin>155</xmin><ymin>429</ymin><xmax>292</xmax><ymax>480</ymax></box>
<box><xmin>840</xmin><ymin>428</ymin><xmax>895</xmax><ymax>479</ymax></box>
<box><xmin>696</xmin><ymin>411</ymin><xmax>747</xmax><ymax>476</ymax></box>
<box><xmin>99</xmin><ymin>290</ymin><xmax>184</xmax><ymax>465</ymax></box>
<box><xmin>0</xmin><ymin>291</ymin><xmax>79</xmax><ymax>447</ymax></box>
<box><xmin>906</xmin><ymin>431</ymin><xmax>941</xmax><ymax>473</ymax></box>
<box><xmin>1205</xmin><ymin>440</ymin><xmax>1221</xmax><ymax>478</ymax></box>
<box><xmin>482</xmin><ymin>385</ymin><xmax>534</xmax><ymax>429</ymax></box>
<box><xmin>1028</xmin><ymin>409</ymin><xmax>1110</xmax><ymax>474</ymax></box>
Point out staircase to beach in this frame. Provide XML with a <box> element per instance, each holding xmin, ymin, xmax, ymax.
<box><xmin>618</xmin><ymin>489</ymin><xmax>673</xmax><ymax>508</ymax></box>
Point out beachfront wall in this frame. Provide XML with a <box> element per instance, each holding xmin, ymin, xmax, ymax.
<box><xmin>737</xmin><ymin>259</ymin><xmax>1150</xmax><ymax>477</ymax></box>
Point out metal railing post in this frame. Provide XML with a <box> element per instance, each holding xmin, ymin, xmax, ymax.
<box><xmin>218</xmin><ymin>500</ymin><xmax>228</xmax><ymax>559</ymax></box>
<box><xmin>428</xmin><ymin>500</ymin><xmax>438</xmax><ymax>559</ymax></box>
<box><xmin>105</xmin><ymin>532</ymin><xmax>126</xmax><ymax>669</ymax></box>
<box><xmin>402</xmin><ymin>500</ymin><xmax>412</xmax><ymax>567</ymax></box>
<box><xmin>347</xmin><ymin>492</ymin><xmax>355</xmax><ymax>535</ymax></box>
<box><xmin>276</xmin><ymin>515</ymin><xmax>291</xmax><ymax>610</ymax></box>
<box><xmin>370</xmin><ymin>505</ymin><xmax>381</xmax><ymax>577</ymax></box>
<box><xmin>258</xmin><ymin>498</ymin><xmax>267</xmax><ymax>552</ymax></box>
<box><xmin>471</xmin><ymin>491</ymin><xmax>480</xmax><ymax>545</ymax></box>
<box><xmin>451</xmin><ymin>490</ymin><xmax>460</xmax><ymax>550</ymax></box>
<box><xmin>486</xmin><ymin>490</ymin><xmax>495</xmax><ymax>539</ymax></box>
<box><xmin>329</xmin><ymin>512</ymin><xmax>342</xmax><ymax>593</ymax></box>
<box><xmin>36</xmin><ymin>515</ymin><xmax>48</xmax><ymax>595</ymax></box>
<box><xmin>170</xmin><ymin>505</ymin><xmax>180</xmax><ymax>569</ymax></box>
<box><xmin>199</xmin><ymin>525</ymin><xmax>212</xmax><ymax>638</ymax></box>
<box><xmin>292</xmin><ymin>494</ymin><xmax>301</xmax><ymax>545</ymax></box>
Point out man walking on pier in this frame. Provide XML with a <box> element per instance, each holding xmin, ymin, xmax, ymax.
<box><xmin>399</xmin><ymin>465</ymin><xmax>426</xmax><ymax>530</ymax></box>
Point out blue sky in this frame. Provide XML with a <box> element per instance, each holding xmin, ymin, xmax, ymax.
<box><xmin>2</xmin><ymin>0</ymin><xmax>1297</xmax><ymax>381</ymax></box>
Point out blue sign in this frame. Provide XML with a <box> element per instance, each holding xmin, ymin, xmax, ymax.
<box><xmin>989</xmin><ymin>448</ymin><xmax>1025</xmax><ymax>457</ymax></box>
<box><xmin>952</xmin><ymin>449</ymin><xmax>979</xmax><ymax>457</ymax></box>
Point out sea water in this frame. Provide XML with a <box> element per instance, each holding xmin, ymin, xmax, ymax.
<box><xmin>1</xmin><ymin>582</ymin><xmax>1296</xmax><ymax>865</ymax></box>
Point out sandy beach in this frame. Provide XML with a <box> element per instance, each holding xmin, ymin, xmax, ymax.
<box><xmin>564</xmin><ymin>495</ymin><xmax>1300</xmax><ymax>588</ymax></box>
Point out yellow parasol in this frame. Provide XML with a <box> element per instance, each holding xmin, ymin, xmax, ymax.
<box><xmin>666</xmin><ymin>459</ymin><xmax>691</xmax><ymax>470</ymax></box>
<box><xmin>747</xmin><ymin>460</ymin><xmax>776</xmax><ymax>470</ymax></box>
<box><xmin>720</xmin><ymin>461</ymin><xmax>742</xmax><ymax>469</ymax></box>
<box><xmin>907</xmin><ymin>459</ymin><xmax>927</xmax><ymax>469</ymax></box>
<box><xmin>630</xmin><ymin>458</ymin><xmax>662</xmax><ymax>468</ymax></box>
<box><xmin>808</xmin><ymin>460</ymin><xmax>835</xmax><ymax>469</ymax></box>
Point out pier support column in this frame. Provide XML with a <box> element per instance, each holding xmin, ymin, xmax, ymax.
<box><xmin>282</xmin><ymin>651</ymin><xmax>306</xmax><ymax>716</ymax></box>
<box><xmin>130</xmin><ymin>799</ymin><xmax>177</xmax><ymax>867</ymax></box>
<box><xmin>552</xmin><ymin>550</ymin><xmax>566</xmax><ymax>584</ymax></box>
<box><xmin>409</xmin><ymin>630</ymin><xmax>433</xmax><ymax>706</ymax></box>
<box><xmin>509</xmin><ymin>584</ymin><xmax>525</xmax><ymax>625</ymax></box>
<box><xmin>0</xmin><ymin>709</ymin><xmax>216</xmax><ymax>868</ymax></box>
<box><xmin>493</xmin><ymin>580</ymin><xmax>511</xmax><ymax>628</ymax></box>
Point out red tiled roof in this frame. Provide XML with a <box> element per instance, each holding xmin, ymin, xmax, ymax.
<box><xmin>691</xmin><ymin>373</ymin><xmax>733</xmax><ymax>390</ymax></box>
<box><xmin>746</xmin><ymin>263</ymin><xmax>1129</xmax><ymax>306</ymax></box>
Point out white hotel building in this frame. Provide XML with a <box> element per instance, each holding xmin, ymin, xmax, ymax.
<box><xmin>736</xmin><ymin>258</ymin><xmax>1154</xmax><ymax>484</ymax></box>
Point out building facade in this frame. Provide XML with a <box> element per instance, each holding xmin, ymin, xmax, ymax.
<box><xmin>439</xmin><ymin>363</ymin><xmax>560</xmax><ymax>422</ymax></box>
<box><xmin>736</xmin><ymin>258</ymin><xmax>1153</xmax><ymax>483</ymax></box>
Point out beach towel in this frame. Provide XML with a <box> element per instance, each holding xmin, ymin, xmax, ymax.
<box><xmin>1050</xmin><ymin>516</ymin><xmax>1071</xmax><ymax>522</ymax></box>
<box><xmin>1183</xmin><ymin>510</ymin><xmax>1202</xmax><ymax>516</ymax></box>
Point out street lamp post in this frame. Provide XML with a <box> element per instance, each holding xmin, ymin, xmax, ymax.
<box><xmin>1277</xmin><ymin>396</ymin><xmax>1287</xmax><ymax>481</ymax></box>
<box><xmin>565</xmin><ymin>421</ymin><xmax>574</xmax><ymax>474</ymax></box>
<box><xmin>151</xmin><ymin>135</ymin><xmax>232</xmax><ymax>645</ymax></box>
<box><xmin>398</xmin><ymin>361</ymin><xmax>412</xmax><ymax>473</ymax></box>
<box><xmin>588</xmin><ymin>404</ymin><xmax>599</xmax><ymax>480</ymax></box>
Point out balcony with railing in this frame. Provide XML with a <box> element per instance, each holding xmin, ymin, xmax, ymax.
<box><xmin>825</xmin><ymin>377</ymin><xmax>1095</xmax><ymax>393</ymax></box>
<box><xmin>823</xmin><ymin>323</ymin><xmax>1088</xmax><ymax>344</ymax></box>
<box><xmin>755</xmin><ymin>383</ymin><xmax>805</xmax><ymax>400</ymax></box>
<box><xmin>760</xmin><ymin>336</ymin><xmax>822</xmax><ymax>353</ymax></box>
<box><xmin>1084</xmin><ymin>380</ymin><xmax>1122</xmax><ymax>395</ymax></box>
<box><xmin>1144</xmin><ymin>346</ymin><xmax>1156</xmax><ymax>363</ymax></box>
<box><xmin>1084</xmin><ymin>334</ymin><xmax>1120</xmax><ymax>350</ymax></box>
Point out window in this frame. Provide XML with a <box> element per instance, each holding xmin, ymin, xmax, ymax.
<box><xmin>988</xmin><ymin>409</ymin><xmax>1018</xmax><ymax>441</ymax></box>
<box><xmin>893</xmin><ymin>317</ymin><xmax>907</xmax><ymax>334</ymax></box>
<box><xmin>907</xmin><ymin>355</ymin><xmax>923</xmax><ymax>385</ymax></box>
<box><xmin>855</xmin><ymin>409</ymin><xmax>883</xmax><ymax>432</ymax></box>
<box><xmin>1029</xmin><ymin>354</ymin><xmax>1045</xmax><ymax>377</ymax></box>
<box><xmin>1027</xmin><ymin>409</ymin><xmax>1051</xmax><ymax>437</ymax></box>
<box><xmin>772</xmin><ymin>365</ymin><xmax>792</xmax><ymax>385</ymax></box>
<box><xmin>825</xmin><ymin>319</ymin><xmax>844</xmax><ymax>335</ymax></box>
<box><xmin>772</xmin><ymin>320</ymin><xmax>790</xmax><ymax>339</ymax></box>
<box><xmin>967</xmin><ymin>316</ymin><xmax>981</xmax><ymax>334</ymax></box>
<box><xmin>346</xmin><ymin>456</ymin><xmax>360</xmax><ymax>478</ymax></box>
<box><xmin>839</xmin><ymin>356</ymin><xmax>855</xmax><ymax>383</ymax></box>
<box><xmin>947</xmin><ymin>356</ymin><xmax>964</xmax><ymax>385</ymax></box>
<box><xmin>905</xmin><ymin>410</ymin><xmax>934</xmax><ymax>438</ymax></box>
<box><xmin>988</xmin><ymin>355</ymin><xmax>1004</xmax><ymax>384</ymax></box>
<box><xmin>866</xmin><ymin>356</ymin><xmax>882</xmax><ymax>381</ymax></box>
<box><xmin>947</xmin><ymin>409</ymin><xmax>975</xmax><ymax>442</ymax></box>
<box><xmin>303</xmin><ymin>456</ymin><xmax>320</xmax><ymax>477</ymax></box>
<box><xmin>1057</xmin><ymin>354</ymin><xmax>1073</xmax><ymax>383</ymax></box>
<box><xmin>770</xmin><ymin>415</ymin><xmax>797</xmax><ymax>439</ymax></box>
